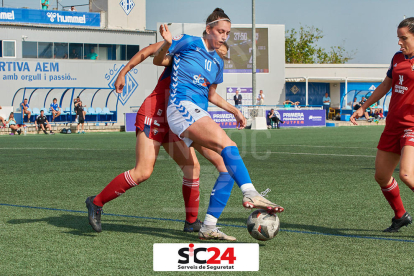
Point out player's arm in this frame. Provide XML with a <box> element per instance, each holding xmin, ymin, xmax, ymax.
<box><xmin>153</xmin><ymin>24</ymin><xmax>173</xmax><ymax>66</ymax></box>
<box><xmin>350</xmin><ymin>76</ymin><xmax>392</xmax><ymax>125</ymax></box>
<box><xmin>208</xmin><ymin>84</ymin><xmax>246</xmax><ymax>129</ymax></box>
<box><xmin>114</xmin><ymin>41</ymin><xmax>165</xmax><ymax>93</ymax></box>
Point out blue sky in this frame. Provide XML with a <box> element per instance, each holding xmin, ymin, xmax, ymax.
<box><xmin>4</xmin><ymin>0</ymin><xmax>413</xmax><ymax>64</ymax></box>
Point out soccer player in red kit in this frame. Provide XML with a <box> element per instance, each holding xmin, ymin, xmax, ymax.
<box><xmin>351</xmin><ymin>17</ymin><xmax>414</xmax><ymax>232</ymax></box>
<box><xmin>85</xmin><ymin>40</ymin><xmax>232</xmax><ymax>234</ymax></box>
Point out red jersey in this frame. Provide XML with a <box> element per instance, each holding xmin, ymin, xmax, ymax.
<box><xmin>385</xmin><ymin>52</ymin><xmax>414</xmax><ymax>132</ymax></box>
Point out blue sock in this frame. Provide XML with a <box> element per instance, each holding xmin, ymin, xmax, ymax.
<box><xmin>206</xmin><ymin>172</ymin><xmax>235</xmax><ymax>219</ymax></box>
<box><xmin>220</xmin><ymin>146</ymin><xmax>253</xmax><ymax>189</ymax></box>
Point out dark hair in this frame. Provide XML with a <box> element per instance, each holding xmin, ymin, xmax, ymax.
<box><xmin>53</xmin><ymin>98</ymin><xmax>57</xmax><ymax>101</ymax></box>
<box><xmin>24</xmin><ymin>98</ymin><xmax>27</xmax><ymax>100</ymax></box>
<box><xmin>10</xmin><ymin>112</ymin><xmax>13</xmax><ymax>116</ymax></box>
<box><xmin>206</xmin><ymin>8</ymin><xmax>230</xmax><ymax>27</ymax></box>
<box><xmin>399</xmin><ymin>17</ymin><xmax>414</xmax><ymax>34</ymax></box>
<box><xmin>40</xmin><ymin>109</ymin><xmax>44</xmax><ymax>112</ymax></box>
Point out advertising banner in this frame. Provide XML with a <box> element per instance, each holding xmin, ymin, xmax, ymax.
<box><xmin>270</xmin><ymin>109</ymin><xmax>326</xmax><ymax>127</ymax></box>
<box><xmin>0</xmin><ymin>8</ymin><xmax>100</xmax><ymax>27</ymax></box>
<box><xmin>208</xmin><ymin>110</ymin><xmax>238</xmax><ymax>129</ymax></box>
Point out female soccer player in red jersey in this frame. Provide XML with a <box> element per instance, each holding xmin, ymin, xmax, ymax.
<box><xmin>85</xmin><ymin>40</ymin><xmax>233</xmax><ymax>234</ymax></box>
<box><xmin>351</xmin><ymin>17</ymin><xmax>414</xmax><ymax>232</ymax></box>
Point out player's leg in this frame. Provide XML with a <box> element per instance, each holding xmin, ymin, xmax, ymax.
<box><xmin>192</xmin><ymin>144</ymin><xmax>236</xmax><ymax>240</ymax></box>
<box><xmin>86</xmin><ymin>131</ymin><xmax>161</xmax><ymax>232</ymax></box>
<box><xmin>163</xmin><ymin>140</ymin><xmax>202</xmax><ymax>232</ymax></box>
<box><xmin>77</xmin><ymin>122</ymin><xmax>80</xmax><ymax>133</ymax></box>
<box><xmin>375</xmin><ymin>149</ymin><xmax>410</xmax><ymax>232</ymax></box>
<box><xmin>183</xmin><ymin>116</ymin><xmax>283</xmax><ymax>213</ymax></box>
<box><xmin>399</xmin><ymin>146</ymin><xmax>414</xmax><ymax>189</ymax></box>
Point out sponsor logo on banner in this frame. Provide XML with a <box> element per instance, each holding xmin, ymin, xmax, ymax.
<box><xmin>0</xmin><ymin>10</ymin><xmax>14</xmax><ymax>20</ymax></box>
<box><xmin>47</xmin><ymin>12</ymin><xmax>86</xmax><ymax>24</ymax></box>
<box><xmin>153</xmin><ymin>243</ymin><xmax>259</xmax><ymax>271</ymax></box>
<box><xmin>309</xmin><ymin>115</ymin><xmax>323</xmax><ymax>121</ymax></box>
<box><xmin>209</xmin><ymin>111</ymin><xmax>237</xmax><ymax>128</ymax></box>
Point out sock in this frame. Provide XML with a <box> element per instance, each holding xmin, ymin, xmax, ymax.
<box><xmin>206</xmin><ymin>172</ymin><xmax>235</xmax><ymax>220</ymax></box>
<box><xmin>203</xmin><ymin>214</ymin><xmax>218</xmax><ymax>229</ymax></box>
<box><xmin>93</xmin><ymin>171</ymin><xmax>138</xmax><ymax>207</ymax></box>
<box><xmin>221</xmin><ymin>146</ymin><xmax>255</xmax><ymax>193</ymax></box>
<box><xmin>182</xmin><ymin>177</ymin><xmax>200</xmax><ymax>224</ymax></box>
<box><xmin>381</xmin><ymin>178</ymin><xmax>406</xmax><ymax>219</ymax></box>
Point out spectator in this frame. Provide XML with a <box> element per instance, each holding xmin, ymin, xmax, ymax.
<box><xmin>71</xmin><ymin>6</ymin><xmax>77</xmax><ymax>11</ymax></box>
<box><xmin>267</xmin><ymin>108</ymin><xmax>284</xmax><ymax>129</ymax></box>
<box><xmin>322</xmin><ymin>92</ymin><xmax>331</xmax><ymax>119</ymax></box>
<box><xmin>86</xmin><ymin>48</ymin><xmax>98</xmax><ymax>60</ymax></box>
<box><xmin>256</xmin><ymin>90</ymin><xmax>265</xmax><ymax>105</ymax></box>
<box><xmin>20</xmin><ymin>98</ymin><xmax>31</xmax><ymax>123</ymax></box>
<box><xmin>41</xmin><ymin>0</ymin><xmax>49</xmax><ymax>10</ymax></box>
<box><xmin>76</xmin><ymin>101</ymin><xmax>86</xmax><ymax>134</ymax></box>
<box><xmin>50</xmin><ymin>98</ymin><xmax>61</xmax><ymax>122</ymax></box>
<box><xmin>283</xmin><ymin>99</ymin><xmax>294</xmax><ymax>108</ymax></box>
<box><xmin>70</xmin><ymin>49</ymin><xmax>79</xmax><ymax>59</ymax></box>
<box><xmin>35</xmin><ymin>110</ymin><xmax>54</xmax><ymax>134</ymax></box>
<box><xmin>74</xmin><ymin>97</ymin><xmax>87</xmax><ymax>123</ymax></box>
<box><xmin>234</xmin><ymin>88</ymin><xmax>242</xmax><ymax>110</ymax></box>
<box><xmin>0</xmin><ymin>106</ymin><xmax>6</xmax><ymax>128</ymax></box>
<box><xmin>6</xmin><ymin>112</ymin><xmax>22</xmax><ymax>135</ymax></box>
<box><xmin>354</xmin><ymin>97</ymin><xmax>371</xmax><ymax>122</ymax></box>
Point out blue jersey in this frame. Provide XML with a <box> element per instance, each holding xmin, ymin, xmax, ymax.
<box><xmin>167</xmin><ymin>34</ymin><xmax>224</xmax><ymax>111</ymax></box>
<box><xmin>50</xmin><ymin>102</ymin><xmax>59</xmax><ymax>111</ymax></box>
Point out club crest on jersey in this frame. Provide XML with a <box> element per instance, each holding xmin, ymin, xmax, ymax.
<box><xmin>173</xmin><ymin>35</ymin><xmax>184</xmax><ymax>41</ymax></box>
<box><xmin>157</xmin><ymin>109</ymin><xmax>163</xmax><ymax>116</ymax></box>
<box><xmin>153</xmin><ymin>128</ymin><xmax>158</xmax><ymax>135</ymax></box>
<box><xmin>193</xmin><ymin>74</ymin><xmax>210</xmax><ymax>87</ymax></box>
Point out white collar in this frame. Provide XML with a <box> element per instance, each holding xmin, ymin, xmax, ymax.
<box><xmin>201</xmin><ymin>38</ymin><xmax>216</xmax><ymax>53</ymax></box>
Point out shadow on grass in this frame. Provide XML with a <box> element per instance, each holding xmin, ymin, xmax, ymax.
<box><xmin>221</xmin><ymin>217</ymin><xmax>414</xmax><ymax>240</ymax></box>
<box><xmin>7</xmin><ymin>214</ymin><xmax>200</xmax><ymax>241</ymax></box>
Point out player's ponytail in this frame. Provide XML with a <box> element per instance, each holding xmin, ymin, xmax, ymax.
<box><xmin>398</xmin><ymin>17</ymin><xmax>414</xmax><ymax>34</ymax></box>
<box><xmin>205</xmin><ymin>8</ymin><xmax>231</xmax><ymax>32</ymax></box>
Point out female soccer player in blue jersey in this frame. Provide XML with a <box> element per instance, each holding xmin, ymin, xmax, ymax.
<box><xmin>156</xmin><ymin>8</ymin><xmax>284</xmax><ymax>240</ymax></box>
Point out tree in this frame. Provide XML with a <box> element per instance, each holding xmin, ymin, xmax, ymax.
<box><xmin>285</xmin><ymin>25</ymin><xmax>355</xmax><ymax>64</ymax></box>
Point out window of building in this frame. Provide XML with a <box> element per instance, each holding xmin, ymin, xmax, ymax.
<box><xmin>127</xmin><ymin>45</ymin><xmax>140</xmax><ymax>60</ymax></box>
<box><xmin>84</xmin><ymin>44</ymin><xmax>98</xmax><ymax>60</ymax></box>
<box><xmin>22</xmin><ymin>42</ymin><xmax>38</xmax><ymax>58</ymax></box>
<box><xmin>2</xmin><ymin>40</ymin><xmax>16</xmax><ymax>58</ymax></box>
<box><xmin>98</xmin><ymin>44</ymin><xmax>127</xmax><ymax>61</ymax></box>
<box><xmin>54</xmin><ymin>43</ymin><xmax>68</xmax><ymax>59</ymax></box>
<box><xmin>69</xmin><ymin>43</ymin><xmax>83</xmax><ymax>59</ymax></box>
<box><xmin>38</xmin><ymin>42</ymin><xmax>53</xmax><ymax>59</ymax></box>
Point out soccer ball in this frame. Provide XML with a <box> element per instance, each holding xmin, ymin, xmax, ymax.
<box><xmin>247</xmin><ymin>210</ymin><xmax>280</xmax><ymax>241</ymax></box>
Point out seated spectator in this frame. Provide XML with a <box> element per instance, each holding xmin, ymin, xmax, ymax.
<box><xmin>76</xmin><ymin>101</ymin><xmax>86</xmax><ymax>134</ymax></box>
<box><xmin>71</xmin><ymin>6</ymin><xmax>77</xmax><ymax>11</ymax></box>
<box><xmin>354</xmin><ymin>97</ymin><xmax>372</xmax><ymax>122</ymax></box>
<box><xmin>6</xmin><ymin>112</ymin><xmax>22</xmax><ymax>135</ymax></box>
<box><xmin>293</xmin><ymin>101</ymin><xmax>301</xmax><ymax>109</ymax></box>
<box><xmin>0</xmin><ymin>106</ymin><xmax>6</xmax><ymax>128</ymax></box>
<box><xmin>36</xmin><ymin>110</ymin><xmax>54</xmax><ymax>134</ymax></box>
<box><xmin>267</xmin><ymin>108</ymin><xmax>284</xmax><ymax>129</ymax></box>
<box><xmin>20</xmin><ymin>98</ymin><xmax>31</xmax><ymax>123</ymax></box>
<box><xmin>50</xmin><ymin>98</ymin><xmax>61</xmax><ymax>122</ymax></box>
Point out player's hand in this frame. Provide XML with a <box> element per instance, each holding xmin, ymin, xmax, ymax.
<box><xmin>350</xmin><ymin>108</ymin><xmax>364</xmax><ymax>125</ymax></box>
<box><xmin>160</xmin><ymin>24</ymin><xmax>172</xmax><ymax>44</ymax></box>
<box><xmin>115</xmin><ymin>73</ymin><xmax>125</xmax><ymax>94</ymax></box>
<box><xmin>234</xmin><ymin>110</ymin><xmax>246</xmax><ymax>130</ymax></box>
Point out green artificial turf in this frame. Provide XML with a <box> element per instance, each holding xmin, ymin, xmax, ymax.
<box><xmin>1</xmin><ymin>126</ymin><xmax>413</xmax><ymax>275</ymax></box>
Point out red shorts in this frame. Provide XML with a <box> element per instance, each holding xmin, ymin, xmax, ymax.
<box><xmin>135</xmin><ymin>95</ymin><xmax>180</xmax><ymax>144</ymax></box>
<box><xmin>377</xmin><ymin>129</ymin><xmax>414</xmax><ymax>154</ymax></box>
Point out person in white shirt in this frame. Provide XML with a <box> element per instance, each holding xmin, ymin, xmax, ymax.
<box><xmin>256</xmin><ymin>90</ymin><xmax>265</xmax><ymax>105</ymax></box>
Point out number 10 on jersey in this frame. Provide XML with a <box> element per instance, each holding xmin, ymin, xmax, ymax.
<box><xmin>205</xmin><ymin>59</ymin><xmax>212</xmax><ymax>71</ymax></box>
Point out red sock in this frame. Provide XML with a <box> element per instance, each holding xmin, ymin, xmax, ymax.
<box><xmin>93</xmin><ymin>171</ymin><xmax>138</xmax><ymax>207</ymax></box>
<box><xmin>182</xmin><ymin>178</ymin><xmax>200</xmax><ymax>224</ymax></box>
<box><xmin>381</xmin><ymin>178</ymin><xmax>406</xmax><ymax>219</ymax></box>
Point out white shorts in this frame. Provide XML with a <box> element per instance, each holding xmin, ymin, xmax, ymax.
<box><xmin>167</xmin><ymin>101</ymin><xmax>210</xmax><ymax>147</ymax></box>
